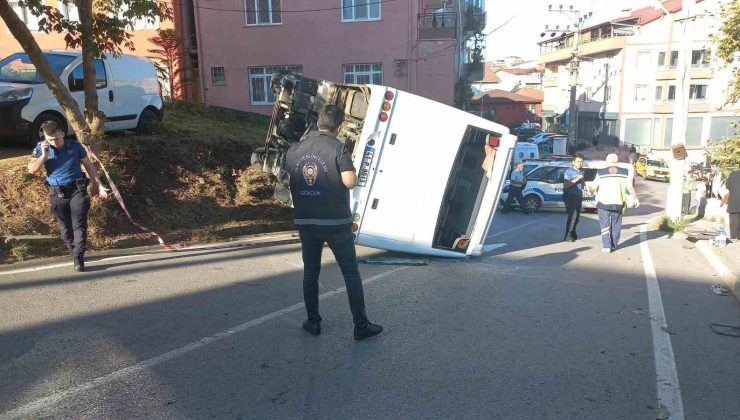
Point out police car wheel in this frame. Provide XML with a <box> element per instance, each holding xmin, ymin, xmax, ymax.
<box><xmin>524</xmin><ymin>195</ymin><xmax>541</xmax><ymax>213</ymax></box>
<box><xmin>29</xmin><ymin>113</ymin><xmax>66</xmax><ymax>146</ymax></box>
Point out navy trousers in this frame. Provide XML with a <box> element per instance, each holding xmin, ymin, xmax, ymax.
<box><xmin>598</xmin><ymin>208</ymin><xmax>623</xmax><ymax>250</ymax></box>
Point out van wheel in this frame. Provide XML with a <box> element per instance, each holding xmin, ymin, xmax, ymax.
<box><xmin>29</xmin><ymin>113</ymin><xmax>66</xmax><ymax>146</ymax></box>
<box><xmin>250</xmin><ymin>147</ymin><xmax>266</xmax><ymax>168</ymax></box>
<box><xmin>136</xmin><ymin>109</ymin><xmax>160</xmax><ymax>135</ymax></box>
<box><xmin>524</xmin><ymin>195</ymin><xmax>542</xmax><ymax>213</ymax></box>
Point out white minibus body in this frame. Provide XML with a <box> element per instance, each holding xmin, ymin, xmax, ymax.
<box><xmin>255</xmin><ymin>73</ymin><xmax>516</xmax><ymax>257</ymax></box>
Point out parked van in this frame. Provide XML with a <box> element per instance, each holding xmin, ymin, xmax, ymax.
<box><xmin>513</xmin><ymin>142</ymin><xmax>539</xmax><ymax>163</ymax></box>
<box><xmin>254</xmin><ymin>72</ymin><xmax>517</xmax><ymax>257</ymax></box>
<box><xmin>0</xmin><ymin>51</ymin><xmax>163</xmax><ymax>145</ymax></box>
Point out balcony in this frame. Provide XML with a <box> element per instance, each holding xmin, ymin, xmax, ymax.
<box><xmin>418</xmin><ymin>12</ymin><xmax>457</xmax><ymax>40</ymax></box>
<box><xmin>539</xmin><ymin>32</ymin><xmax>627</xmax><ymax>64</ymax></box>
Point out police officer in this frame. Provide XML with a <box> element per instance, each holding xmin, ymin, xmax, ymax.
<box><xmin>27</xmin><ymin>121</ymin><xmax>109</xmax><ymax>272</ymax></box>
<box><xmin>285</xmin><ymin>105</ymin><xmax>383</xmax><ymax>341</ymax></box>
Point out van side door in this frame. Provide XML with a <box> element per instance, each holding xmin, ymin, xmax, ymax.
<box><xmin>66</xmin><ymin>59</ymin><xmax>117</xmax><ymax>130</ymax></box>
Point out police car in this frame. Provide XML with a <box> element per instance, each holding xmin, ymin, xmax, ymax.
<box><xmin>500</xmin><ymin>160</ymin><xmax>604</xmax><ymax>213</ymax></box>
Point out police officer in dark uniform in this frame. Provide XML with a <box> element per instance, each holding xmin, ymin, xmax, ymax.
<box><xmin>286</xmin><ymin>105</ymin><xmax>383</xmax><ymax>341</ymax></box>
<box><xmin>27</xmin><ymin>121</ymin><xmax>109</xmax><ymax>272</ymax></box>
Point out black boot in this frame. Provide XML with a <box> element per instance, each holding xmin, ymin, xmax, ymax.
<box><xmin>73</xmin><ymin>251</ymin><xmax>85</xmax><ymax>272</ymax></box>
<box><xmin>354</xmin><ymin>322</ymin><xmax>383</xmax><ymax>341</ymax></box>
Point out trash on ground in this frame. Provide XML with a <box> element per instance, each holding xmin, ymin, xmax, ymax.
<box><xmin>358</xmin><ymin>257</ymin><xmax>428</xmax><ymax>266</ymax></box>
<box><xmin>656</xmin><ymin>403</ymin><xmax>670</xmax><ymax>420</ymax></box>
<box><xmin>709</xmin><ymin>323</ymin><xmax>740</xmax><ymax>338</ymax></box>
<box><xmin>710</xmin><ymin>284</ymin><xmax>730</xmax><ymax>296</ymax></box>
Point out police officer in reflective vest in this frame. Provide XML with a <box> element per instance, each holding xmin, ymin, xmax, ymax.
<box><xmin>27</xmin><ymin>121</ymin><xmax>109</xmax><ymax>272</ymax></box>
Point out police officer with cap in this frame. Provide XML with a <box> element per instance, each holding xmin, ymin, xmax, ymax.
<box><xmin>27</xmin><ymin>121</ymin><xmax>109</xmax><ymax>272</ymax></box>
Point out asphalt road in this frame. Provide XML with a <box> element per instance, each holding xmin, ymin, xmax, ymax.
<box><xmin>1</xmin><ymin>179</ymin><xmax>738</xmax><ymax>419</ymax></box>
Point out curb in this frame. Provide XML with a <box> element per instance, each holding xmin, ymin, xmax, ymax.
<box><xmin>697</xmin><ymin>240</ymin><xmax>740</xmax><ymax>303</ymax></box>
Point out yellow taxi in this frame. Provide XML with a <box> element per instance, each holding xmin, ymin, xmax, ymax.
<box><xmin>635</xmin><ymin>156</ymin><xmax>670</xmax><ymax>181</ymax></box>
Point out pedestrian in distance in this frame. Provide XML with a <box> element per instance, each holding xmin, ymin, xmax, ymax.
<box><xmin>285</xmin><ymin>105</ymin><xmax>383</xmax><ymax>341</ymax></box>
<box><xmin>721</xmin><ymin>169</ymin><xmax>740</xmax><ymax>241</ymax></box>
<box><xmin>628</xmin><ymin>144</ymin><xmax>638</xmax><ymax>166</ymax></box>
<box><xmin>27</xmin><ymin>121</ymin><xmax>109</xmax><ymax>272</ymax></box>
<box><xmin>501</xmin><ymin>161</ymin><xmax>530</xmax><ymax>214</ymax></box>
<box><xmin>563</xmin><ymin>153</ymin><xmax>586</xmax><ymax>242</ymax></box>
<box><xmin>589</xmin><ymin>153</ymin><xmax>637</xmax><ymax>253</ymax></box>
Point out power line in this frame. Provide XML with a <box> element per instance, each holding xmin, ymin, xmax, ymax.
<box><xmin>154</xmin><ymin>0</ymin><xmax>399</xmax><ymax>14</ymax></box>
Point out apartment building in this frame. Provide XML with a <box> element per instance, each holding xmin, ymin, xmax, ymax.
<box><xmin>1</xmin><ymin>0</ymin><xmax>199</xmax><ymax>101</ymax></box>
<box><xmin>195</xmin><ymin>0</ymin><xmax>484</xmax><ymax>115</ymax></box>
<box><xmin>473</xmin><ymin>62</ymin><xmax>544</xmax><ymax>93</ymax></box>
<box><xmin>538</xmin><ymin>0</ymin><xmax>737</xmax><ymax>159</ymax></box>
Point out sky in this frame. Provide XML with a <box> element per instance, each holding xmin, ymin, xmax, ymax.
<box><xmin>484</xmin><ymin>0</ymin><xmax>652</xmax><ymax>62</ymax></box>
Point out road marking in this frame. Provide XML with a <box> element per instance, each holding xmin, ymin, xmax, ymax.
<box><xmin>487</xmin><ymin>215</ymin><xmax>554</xmax><ymax>239</ymax></box>
<box><xmin>0</xmin><ymin>266</ymin><xmax>407</xmax><ymax>419</ymax></box>
<box><xmin>696</xmin><ymin>240</ymin><xmax>737</xmax><ymax>292</ymax></box>
<box><xmin>482</xmin><ymin>243</ymin><xmax>506</xmax><ymax>253</ymax></box>
<box><xmin>0</xmin><ymin>234</ymin><xmax>297</xmax><ymax>277</ymax></box>
<box><xmin>639</xmin><ymin>224</ymin><xmax>685</xmax><ymax>420</ymax></box>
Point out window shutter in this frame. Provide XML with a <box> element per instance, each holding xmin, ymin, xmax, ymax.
<box><xmin>246</xmin><ymin>0</ymin><xmax>256</xmax><ymax>24</ymax></box>
<box><xmin>272</xmin><ymin>0</ymin><xmax>281</xmax><ymax>23</ymax></box>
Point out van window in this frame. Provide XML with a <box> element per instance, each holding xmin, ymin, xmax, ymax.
<box><xmin>68</xmin><ymin>59</ymin><xmax>107</xmax><ymax>92</ymax></box>
<box><xmin>0</xmin><ymin>52</ymin><xmax>75</xmax><ymax>84</ymax></box>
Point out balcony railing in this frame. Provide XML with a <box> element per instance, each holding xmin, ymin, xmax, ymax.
<box><xmin>418</xmin><ymin>12</ymin><xmax>457</xmax><ymax>40</ymax></box>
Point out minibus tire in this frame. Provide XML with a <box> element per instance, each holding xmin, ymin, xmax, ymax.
<box><xmin>524</xmin><ymin>195</ymin><xmax>542</xmax><ymax>213</ymax></box>
<box><xmin>250</xmin><ymin>147</ymin><xmax>266</xmax><ymax>167</ymax></box>
<box><xmin>29</xmin><ymin>113</ymin><xmax>66</xmax><ymax>146</ymax></box>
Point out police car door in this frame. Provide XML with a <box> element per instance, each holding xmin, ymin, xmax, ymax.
<box><xmin>542</xmin><ymin>167</ymin><xmax>568</xmax><ymax>208</ymax></box>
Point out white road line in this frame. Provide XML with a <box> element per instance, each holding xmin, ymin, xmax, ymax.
<box><xmin>0</xmin><ymin>234</ymin><xmax>297</xmax><ymax>277</ymax></box>
<box><xmin>639</xmin><ymin>224</ymin><xmax>685</xmax><ymax>420</ymax></box>
<box><xmin>0</xmin><ymin>266</ymin><xmax>408</xmax><ymax>419</ymax></box>
<box><xmin>696</xmin><ymin>240</ymin><xmax>737</xmax><ymax>289</ymax></box>
<box><xmin>487</xmin><ymin>214</ymin><xmax>554</xmax><ymax>239</ymax></box>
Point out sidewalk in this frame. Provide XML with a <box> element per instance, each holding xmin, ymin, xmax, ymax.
<box><xmin>685</xmin><ymin>218</ymin><xmax>740</xmax><ymax>302</ymax></box>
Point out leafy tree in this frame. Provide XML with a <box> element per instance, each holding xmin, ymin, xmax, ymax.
<box><xmin>713</xmin><ymin>0</ymin><xmax>740</xmax><ymax>106</ymax></box>
<box><xmin>148</xmin><ymin>28</ymin><xmax>187</xmax><ymax>103</ymax></box>
<box><xmin>0</xmin><ymin>0</ymin><xmax>169</xmax><ymax>147</ymax></box>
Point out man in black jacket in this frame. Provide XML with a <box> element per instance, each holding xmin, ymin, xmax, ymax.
<box><xmin>286</xmin><ymin>105</ymin><xmax>383</xmax><ymax>341</ymax></box>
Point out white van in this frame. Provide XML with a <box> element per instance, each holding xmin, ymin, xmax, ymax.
<box><xmin>254</xmin><ymin>72</ymin><xmax>517</xmax><ymax>257</ymax></box>
<box><xmin>0</xmin><ymin>50</ymin><xmax>163</xmax><ymax>145</ymax></box>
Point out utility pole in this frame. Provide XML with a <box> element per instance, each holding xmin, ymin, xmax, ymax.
<box><xmin>665</xmin><ymin>0</ymin><xmax>696</xmax><ymax>220</ymax></box>
<box><xmin>542</xmin><ymin>4</ymin><xmax>592</xmax><ymax>152</ymax></box>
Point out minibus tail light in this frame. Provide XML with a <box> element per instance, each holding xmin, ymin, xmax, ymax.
<box><xmin>385</xmin><ymin>91</ymin><xmax>394</xmax><ymax>101</ymax></box>
<box><xmin>382</xmin><ymin>102</ymin><xmax>392</xmax><ymax>111</ymax></box>
<box><xmin>488</xmin><ymin>135</ymin><xmax>500</xmax><ymax>147</ymax></box>
<box><xmin>352</xmin><ymin>223</ymin><xmax>360</xmax><ymax>232</ymax></box>
<box><xmin>379</xmin><ymin>112</ymin><xmax>389</xmax><ymax>122</ymax></box>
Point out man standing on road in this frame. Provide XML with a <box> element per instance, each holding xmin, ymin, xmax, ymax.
<box><xmin>563</xmin><ymin>153</ymin><xmax>585</xmax><ymax>242</ymax></box>
<box><xmin>27</xmin><ymin>121</ymin><xmax>109</xmax><ymax>272</ymax></box>
<box><xmin>501</xmin><ymin>161</ymin><xmax>530</xmax><ymax>214</ymax></box>
<box><xmin>590</xmin><ymin>153</ymin><xmax>632</xmax><ymax>253</ymax></box>
<box><xmin>721</xmin><ymin>169</ymin><xmax>740</xmax><ymax>241</ymax></box>
<box><xmin>285</xmin><ymin>105</ymin><xmax>383</xmax><ymax>341</ymax></box>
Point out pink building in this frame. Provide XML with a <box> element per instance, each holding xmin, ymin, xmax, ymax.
<box><xmin>193</xmin><ymin>0</ymin><xmax>485</xmax><ymax>114</ymax></box>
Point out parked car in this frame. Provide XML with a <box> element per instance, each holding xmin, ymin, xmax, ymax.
<box><xmin>513</xmin><ymin>142</ymin><xmax>540</xmax><ymax>163</ymax></box>
<box><xmin>635</xmin><ymin>156</ymin><xmax>670</xmax><ymax>181</ymax></box>
<box><xmin>500</xmin><ymin>160</ymin><xmax>603</xmax><ymax>213</ymax></box>
<box><xmin>0</xmin><ymin>50</ymin><xmax>163</xmax><ymax>145</ymax></box>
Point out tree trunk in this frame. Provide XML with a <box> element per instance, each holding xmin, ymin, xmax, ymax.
<box><xmin>77</xmin><ymin>0</ymin><xmax>104</xmax><ymax>150</ymax></box>
<box><xmin>0</xmin><ymin>0</ymin><xmax>88</xmax><ymax>140</ymax></box>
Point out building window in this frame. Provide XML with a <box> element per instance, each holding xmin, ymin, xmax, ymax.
<box><xmin>61</xmin><ymin>2</ymin><xmax>79</xmax><ymax>21</ymax></box>
<box><xmin>691</xmin><ymin>49</ymin><xmax>710</xmax><ymax>68</ymax></box>
<box><xmin>709</xmin><ymin>116</ymin><xmax>740</xmax><ymax>142</ymax></box>
<box><xmin>118</xmin><ymin>4</ymin><xmax>159</xmax><ymax>30</ymax></box>
<box><xmin>658</xmin><ymin>51</ymin><xmax>666</xmax><ymax>67</ymax></box>
<box><xmin>686</xmin><ymin>117</ymin><xmax>703</xmax><ymax>147</ymax></box>
<box><xmin>343</xmin><ymin>63</ymin><xmax>383</xmax><ymax>84</ymax></box>
<box><xmin>669</xmin><ymin>51</ymin><xmax>679</xmax><ymax>68</ymax></box>
<box><xmin>624</xmin><ymin>118</ymin><xmax>652</xmax><ymax>146</ymax></box>
<box><xmin>584</xmin><ymin>88</ymin><xmax>592</xmax><ymax>102</ymax></box>
<box><xmin>249</xmin><ymin>65</ymin><xmax>302</xmax><ymax>104</ymax></box>
<box><xmin>246</xmin><ymin>0</ymin><xmax>282</xmax><ymax>25</ymax></box>
<box><xmin>689</xmin><ymin>84</ymin><xmax>708</xmax><ymax>100</ymax></box>
<box><xmin>342</xmin><ymin>0</ymin><xmax>381</xmax><ymax>22</ymax></box>
<box><xmin>605</xmin><ymin>86</ymin><xmax>612</xmax><ymax>102</ymax></box>
<box><xmin>634</xmin><ymin>85</ymin><xmax>648</xmax><ymax>102</ymax></box>
<box><xmin>667</xmin><ymin>85</ymin><xmax>676</xmax><ymax>101</ymax></box>
<box><xmin>655</xmin><ymin>86</ymin><xmax>663</xmax><ymax>101</ymax></box>
<box><xmin>636</xmin><ymin>51</ymin><xmax>651</xmax><ymax>69</ymax></box>
<box><xmin>211</xmin><ymin>67</ymin><xmax>226</xmax><ymax>85</ymax></box>
<box><xmin>10</xmin><ymin>0</ymin><xmax>40</xmax><ymax>31</ymax></box>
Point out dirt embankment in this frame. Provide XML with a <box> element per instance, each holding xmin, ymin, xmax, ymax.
<box><xmin>0</xmin><ymin>104</ymin><xmax>292</xmax><ymax>263</ymax></box>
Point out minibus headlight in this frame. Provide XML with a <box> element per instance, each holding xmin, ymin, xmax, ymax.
<box><xmin>0</xmin><ymin>87</ymin><xmax>33</xmax><ymax>102</ymax></box>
